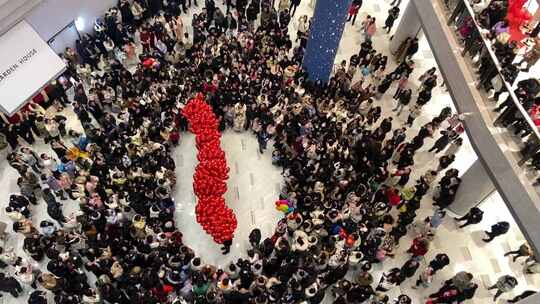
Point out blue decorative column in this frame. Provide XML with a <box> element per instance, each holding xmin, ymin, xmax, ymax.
<box><xmin>302</xmin><ymin>0</ymin><xmax>352</xmax><ymax>82</ymax></box>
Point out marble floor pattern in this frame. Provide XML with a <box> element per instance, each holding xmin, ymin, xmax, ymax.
<box><xmin>0</xmin><ymin>0</ymin><xmax>537</xmax><ymax>303</ymax></box>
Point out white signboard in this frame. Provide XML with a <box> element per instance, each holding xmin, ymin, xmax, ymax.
<box><xmin>0</xmin><ymin>21</ymin><xmax>66</xmax><ymax>115</ymax></box>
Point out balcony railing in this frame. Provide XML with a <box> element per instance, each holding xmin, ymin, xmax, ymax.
<box><xmin>446</xmin><ymin>0</ymin><xmax>540</xmax><ymax>174</ymax></box>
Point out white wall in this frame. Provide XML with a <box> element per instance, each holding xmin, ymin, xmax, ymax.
<box><xmin>450</xmin><ymin>159</ymin><xmax>496</xmax><ymax>216</ymax></box>
<box><xmin>24</xmin><ymin>0</ymin><xmax>117</xmax><ymax>41</ymax></box>
<box><xmin>0</xmin><ymin>21</ymin><xmax>66</xmax><ymax>114</ymax></box>
<box><xmin>0</xmin><ymin>0</ymin><xmax>42</xmax><ymax>35</ymax></box>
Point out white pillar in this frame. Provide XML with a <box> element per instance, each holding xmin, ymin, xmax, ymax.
<box><xmin>389</xmin><ymin>1</ymin><xmax>423</xmax><ymax>54</ymax></box>
<box><xmin>449</xmin><ymin>159</ymin><xmax>496</xmax><ymax>216</ymax></box>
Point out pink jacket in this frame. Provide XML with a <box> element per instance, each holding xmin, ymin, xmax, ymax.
<box><xmin>366</xmin><ymin>23</ymin><xmax>377</xmax><ymax>37</ymax></box>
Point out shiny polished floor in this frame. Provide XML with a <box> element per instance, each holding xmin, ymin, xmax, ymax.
<box><xmin>0</xmin><ymin>0</ymin><xmax>538</xmax><ymax>303</ymax></box>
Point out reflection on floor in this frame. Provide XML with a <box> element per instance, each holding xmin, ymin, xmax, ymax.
<box><xmin>0</xmin><ymin>0</ymin><xmax>537</xmax><ymax>303</ymax></box>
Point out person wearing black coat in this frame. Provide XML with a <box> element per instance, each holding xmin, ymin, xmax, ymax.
<box><xmin>279</xmin><ymin>9</ymin><xmax>291</xmax><ymax>31</ymax></box>
<box><xmin>29</xmin><ymin>290</ymin><xmax>48</xmax><ymax>304</ymax></box>
<box><xmin>23</xmin><ymin>234</ymin><xmax>44</xmax><ymax>262</ymax></box>
<box><xmin>47</xmin><ymin>201</ymin><xmax>67</xmax><ymax>227</ymax></box>
<box><xmin>225</xmin><ymin>12</ymin><xmax>238</xmax><ymax>31</ymax></box>
<box><xmin>398</xmin><ymin>257</ymin><xmax>420</xmax><ymax>284</ymax></box>
<box><xmin>383</xmin><ymin>6</ymin><xmax>400</xmax><ymax>33</ymax></box>
<box><xmin>373</xmin><ymin>117</ymin><xmax>393</xmax><ymax>141</ymax></box>
<box><xmin>186</xmin><ymin>0</ymin><xmax>198</xmax><ymax>9</ymax></box>
<box><xmin>289</xmin><ymin>0</ymin><xmax>301</xmax><ymax>16</ymax></box>
<box><xmin>43</xmin><ymin>187</ymin><xmax>67</xmax><ymax>226</ymax></box>
<box><xmin>224</xmin><ymin>289</ymin><xmax>251</xmax><ymax>304</ymax></box>
<box><xmin>429</xmin><ymin>253</ymin><xmax>450</xmax><ymax>274</ymax></box>
<box><xmin>493</xmin><ymin>77</ymin><xmax>540</xmax><ymax>101</ymax></box>
<box><xmin>306</xmin><ymin>286</ymin><xmax>326</xmax><ymax>304</ymax></box>
<box><xmin>483</xmin><ymin>221</ymin><xmax>510</xmax><ymax>242</ymax></box>
<box><xmin>249</xmin><ymin>228</ymin><xmax>262</xmax><ymax>248</ymax></box>
<box><xmin>224</xmin><ymin>0</ymin><xmax>232</xmax><ymax>13</ymax></box>
<box><xmin>236</xmin><ymin>0</ymin><xmax>248</xmax><ymax>18</ymax></box>
<box><xmin>454</xmin><ymin>207</ymin><xmax>484</xmax><ymax>228</ymax></box>
<box><xmin>246</xmin><ymin>3</ymin><xmax>259</xmax><ymax>29</ymax></box>
<box><xmin>392</xmin><ymin>88</ymin><xmax>411</xmax><ymax>114</ymax></box>
<box><xmin>346</xmin><ymin>284</ymin><xmax>374</xmax><ymax>303</ymax></box>
<box><xmin>428</xmin><ymin>129</ymin><xmax>458</xmax><ymax>153</ymax></box>
<box><xmin>205</xmin><ymin>0</ymin><xmax>216</xmax><ymax>26</ymax></box>
<box><xmin>49</xmin><ymin>81</ymin><xmax>69</xmax><ymax>106</ymax></box>
<box><xmin>14</xmin><ymin>121</ymin><xmax>35</xmax><ymax>145</ymax></box>
<box><xmin>376</xmin><ymin>75</ymin><xmax>394</xmax><ymax>98</ymax></box>
<box><xmin>0</xmin><ymin>273</ymin><xmax>23</xmax><ymax>297</ymax></box>
<box><xmin>405</xmin><ymin>37</ymin><xmax>419</xmax><ymax>60</ymax></box>
<box><xmin>147</xmin><ymin>0</ymin><xmax>163</xmax><ymax>16</ymax></box>
<box><xmin>416</xmin><ymin>88</ymin><xmax>432</xmax><ymax>106</ymax></box>
<box><xmin>119</xmin><ymin>0</ymin><xmax>134</xmax><ymax>24</ymax></box>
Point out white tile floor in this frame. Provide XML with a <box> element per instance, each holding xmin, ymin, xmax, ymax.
<box><xmin>0</xmin><ymin>0</ymin><xmax>537</xmax><ymax>303</ymax></box>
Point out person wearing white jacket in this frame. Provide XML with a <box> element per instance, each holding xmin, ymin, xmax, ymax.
<box><xmin>471</xmin><ymin>0</ymin><xmax>491</xmax><ymax>13</ymax></box>
<box><xmin>0</xmin><ymin>247</ymin><xmax>17</xmax><ymax>267</ymax></box>
<box><xmin>292</xmin><ymin>229</ymin><xmax>309</xmax><ymax>253</ymax></box>
<box><xmin>14</xmin><ymin>258</ymin><xmax>40</xmax><ymax>288</ymax></box>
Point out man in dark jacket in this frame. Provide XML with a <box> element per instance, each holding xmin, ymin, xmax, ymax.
<box><xmin>43</xmin><ymin>188</ymin><xmax>67</xmax><ymax>226</ymax></box>
<box><xmin>454</xmin><ymin>207</ymin><xmax>484</xmax><ymax>228</ymax></box>
<box><xmin>493</xmin><ymin>77</ymin><xmax>540</xmax><ymax>102</ymax></box>
<box><xmin>29</xmin><ymin>291</ymin><xmax>48</xmax><ymax>304</ymax></box>
<box><xmin>405</xmin><ymin>38</ymin><xmax>419</xmax><ymax>60</ymax></box>
<box><xmin>483</xmin><ymin>221</ymin><xmax>510</xmax><ymax>242</ymax></box>
<box><xmin>0</xmin><ymin>273</ymin><xmax>23</xmax><ymax>297</ymax></box>
<box><xmin>146</xmin><ymin>0</ymin><xmax>163</xmax><ymax>16</ymax></box>
<box><xmin>289</xmin><ymin>0</ymin><xmax>301</xmax><ymax>16</ymax></box>
<box><xmin>383</xmin><ymin>6</ymin><xmax>400</xmax><ymax>33</ymax></box>
<box><xmin>205</xmin><ymin>0</ymin><xmax>216</xmax><ymax>26</ymax></box>
<box><xmin>429</xmin><ymin>253</ymin><xmax>450</xmax><ymax>274</ymax></box>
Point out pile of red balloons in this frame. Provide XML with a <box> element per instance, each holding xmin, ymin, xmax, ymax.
<box><xmin>507</xmin><ymin>0</ymin><xmax>532</xmax><ymax>42</ymax></box>
<box><xmin>182</xmin><ymin>95</ymin><xmax>237</xmax><ymax>244</ymax></box>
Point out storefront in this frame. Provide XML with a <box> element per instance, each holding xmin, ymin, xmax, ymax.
<box><xmin>0</xmin><ymin>21</ymin><xmax>65</xmax><ymax>115</ymax></box>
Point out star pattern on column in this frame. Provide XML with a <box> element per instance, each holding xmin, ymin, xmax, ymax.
<box><xmin>302</xmin><ymin>0</ymin><xmax>353</xmax><ymax>82</ymax></box>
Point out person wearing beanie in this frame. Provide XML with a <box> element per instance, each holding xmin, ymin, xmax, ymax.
<box><xmin>221</xmin><ymin>238</ymin><xmax>233</xmax><ymax>255</ymax></box>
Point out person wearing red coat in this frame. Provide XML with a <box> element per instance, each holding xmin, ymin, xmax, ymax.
<box><xmin>139</xmin><ymin>27</ymin><xmax>155</xmax><ymax>52</ymax></box>
<box><xmin>407</xmin><ymin>237</ymin><xmax>430</xmax><ymax>258</ymax></box>
<box><xmin>347</xmin><ymin>0</ymin><xmax>363</xmax><ymax>25</ymax></box>
<box><xmin>386</xmin><ymin>187</ymin><xmax>402</xmax><ymax>207</ymax></box>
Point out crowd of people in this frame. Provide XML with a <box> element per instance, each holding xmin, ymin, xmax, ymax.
<box><xmin>0</xmin><ymin>0</ymin><xmax>537</xmax><ymax>303</ymax></box>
